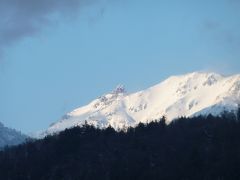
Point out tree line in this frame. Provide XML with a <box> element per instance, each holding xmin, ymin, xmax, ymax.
<box><xmin>0</xmin><ymin>108</ymin><xmax>240</xmax><ymax>180</ymax></box>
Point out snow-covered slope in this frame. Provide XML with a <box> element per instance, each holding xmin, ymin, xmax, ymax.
<box><xmin>38</xmin><ymin>72</ymin><xmax>240</xmax><ymax>137</ymax></box>
<box><xmin>0</xmin><ymin>122</ymin><xmax>27</xmax><ymax>148</ymax></box>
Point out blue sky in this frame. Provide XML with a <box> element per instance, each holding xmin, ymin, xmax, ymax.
<box><xmin>0</xmin><ymin>0</ymin><xmax>240</xmax><ymax>133</ymax></box>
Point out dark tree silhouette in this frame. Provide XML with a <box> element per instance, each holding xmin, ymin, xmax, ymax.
<box><xmin>0</xmin><ymin>113</ymin><xmax>240</xmax><ymax>180</ymax></box>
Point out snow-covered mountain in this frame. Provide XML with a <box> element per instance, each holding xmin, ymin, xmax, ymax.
<box><xmin>38</xmin><ymin>72</ymin><xmax>240</xmax><ymax>137</ymax></box>
<box><xmin>0</xmin><ymin>122</ymin><xmax>27</xmax><ymax>148</ymax></box>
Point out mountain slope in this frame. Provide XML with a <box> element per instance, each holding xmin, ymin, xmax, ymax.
<box><xmin>0</xmin><ymin>122</ymin><xmax>27</xmax><ymax>148</ymax></box>
<box><xmin>39</xmin><ymin>72</ymin><xmax>240</xmax><ymax>137</ymax></box>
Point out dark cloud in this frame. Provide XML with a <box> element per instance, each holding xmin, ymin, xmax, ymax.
<box><xmin>0</xmin><ymin>0</ymin><xmax>102</xmax><ymax>50</ymax></box>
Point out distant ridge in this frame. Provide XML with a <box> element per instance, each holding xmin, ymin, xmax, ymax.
<box><xmin>0</xmin><ymin>122</ymin><xmax>27</xmax><ymax>148</ymax></box>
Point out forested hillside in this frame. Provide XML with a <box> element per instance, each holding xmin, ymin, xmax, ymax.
<box><xmin>0</xmin><ymin>109</ymin><xmax>240</xmax><ymax>180</ymax></box>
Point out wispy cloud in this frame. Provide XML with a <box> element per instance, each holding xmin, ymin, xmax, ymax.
<box><xmin>202</xmin><ymin>19</ymin><xmax>240</xmax><ymax>51</ymax></box>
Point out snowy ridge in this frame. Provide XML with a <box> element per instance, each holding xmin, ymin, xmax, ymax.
<box><xmin>38</xmin><ymin>72</ymin><xmax>240</xmax><ymax>138</ymax></box>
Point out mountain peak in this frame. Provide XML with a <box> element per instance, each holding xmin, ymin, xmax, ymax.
<box><xmin>36</xmin><ymin>72</ymin><xmax>240</xmax><ymax>138</ymax></box>
<box><xmin>176</xmin><ymin>71</ymin><xmax>223</xmax><ymax>80</ymax></box>
<box><xmin>112</xmin><ymin>84</ymin><xmax>126</xmax><ymax>94</ymax></box>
